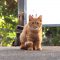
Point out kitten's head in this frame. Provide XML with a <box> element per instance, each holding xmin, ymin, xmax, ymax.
<box><xmin>29</xmin><ymin>15</ymin><xmax>42</xmax><ymax>30</ymax></box>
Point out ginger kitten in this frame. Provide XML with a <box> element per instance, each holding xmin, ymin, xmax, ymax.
<box><xmin>20</xmin><ymin>15</ymin><xmax>42</xmax><ymax>50</ymax></box>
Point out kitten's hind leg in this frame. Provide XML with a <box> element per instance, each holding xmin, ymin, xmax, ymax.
<box><xmin>20</xmin><ymin>41</ymin><xmax>26</xmax><ymax>50</ymax></box>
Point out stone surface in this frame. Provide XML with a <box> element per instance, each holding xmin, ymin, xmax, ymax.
<box><xmin>0</xmin><ymin>46</ymin><xmax>60</xmax><ymax>60</ymax></box>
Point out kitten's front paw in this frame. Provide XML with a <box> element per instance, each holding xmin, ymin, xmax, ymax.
<box><xmin>37</xmin><ymin>48</ymin><xmax>42</xmax><ymax>51</ymax></box>
<box><xmin>28</xmin><ymin>48</ymin><xmax>33</xmax><ymax>51</ymax></box>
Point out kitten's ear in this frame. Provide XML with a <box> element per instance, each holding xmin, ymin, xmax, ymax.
<box><xmin>38</xmin><ymin>15</ymin><xmax>42</xmax><ymax>22</ymax></box>
<box><xmin>29</xmin><ymin>15</ymin><xmax>33</xmax><ymax>21</ymax></box>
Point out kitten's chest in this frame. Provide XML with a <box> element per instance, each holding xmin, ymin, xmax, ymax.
<box><xmin>30</xmin><ymin>33</ymin><xmax>39</xmax><ymax>40</ymax></box>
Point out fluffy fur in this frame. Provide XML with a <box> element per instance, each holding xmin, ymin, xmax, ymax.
<box><xmin>20</xmin><ymin>15</ymin><xmax>42</xmax><ymax>50</ymax></box>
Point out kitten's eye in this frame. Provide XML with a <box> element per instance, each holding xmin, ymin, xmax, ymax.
<box><xmin>32</xmin><ymin>22</ymin><xmax>34</xmax><ymax>24</ymax></box>
<box><xmin>36</xmin><ymin>22</ymin><xmax>39</xmax><ymax>24</ymax></box>
<box><xmin>40</xmin><ymin>20</ymin><xmax>42</xmax><ymax>22</ymax></box>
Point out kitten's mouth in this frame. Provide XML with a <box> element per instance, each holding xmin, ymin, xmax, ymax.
<box><xmin>30</xmin><ymin>27</ymin><xmax>39</xmax><ymax>30</ymax></box>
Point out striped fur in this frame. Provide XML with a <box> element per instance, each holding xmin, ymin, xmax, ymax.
<box><xmin>20</xmin><ymin>15</ymin><xmax>42</xmax><ymax>50</ymax></box>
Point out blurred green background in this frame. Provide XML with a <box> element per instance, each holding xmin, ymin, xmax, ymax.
<box><xmin>0</xmin><ymin>0</ymin><xmax>18</xmax><ymax>46</ymax></box>
<box><xmin>43</xmin><ymin>27</ymin><xmax>60</xmax><ymax>46</ymax></box>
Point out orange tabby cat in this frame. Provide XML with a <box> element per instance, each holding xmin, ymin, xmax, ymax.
<box><xmin>20</xmin><ymin>15</ymin><xmax>42</xmax><ymax>50</ymax></box>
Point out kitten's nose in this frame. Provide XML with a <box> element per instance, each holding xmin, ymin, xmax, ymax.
<box><xmin>34</xmin><ymin>27</ymin><xmax>37</xmax><ymax>29</ymax></box>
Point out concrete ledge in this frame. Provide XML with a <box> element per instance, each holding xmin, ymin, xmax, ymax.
<box><xmin>0</xmin><ymin>46</ymin><xmax>60</xmax><ymax>60</ymax></box>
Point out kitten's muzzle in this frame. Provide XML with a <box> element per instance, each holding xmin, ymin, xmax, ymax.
<box><xmin>30</xmin><ymin>27</ymin><xmax>39</xmax><ymax>30</ymax></box>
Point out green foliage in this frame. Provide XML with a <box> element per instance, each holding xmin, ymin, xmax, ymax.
<box><xmin>52</xmin><ymin>35</ymin><xmax>60</xmax><ymax>46</ymax></box>
<box><xmin>43</xmin><ymin>27</ymin><xmax>60</xmax><ymax>46</ymax></box>
<box><xmin>0</xmin><ymin>0</ymin><xmax>18</xmax><ymax>46</ymax></box>
<box><xmin>0</xmin><ymin>0</ymin><xmax>17</xmax><ymax>17</ymax></box>
<box><xmin>0</xmin><ymin>16</ymin><xmax>18</xmax><ymax>46</ymax></box>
